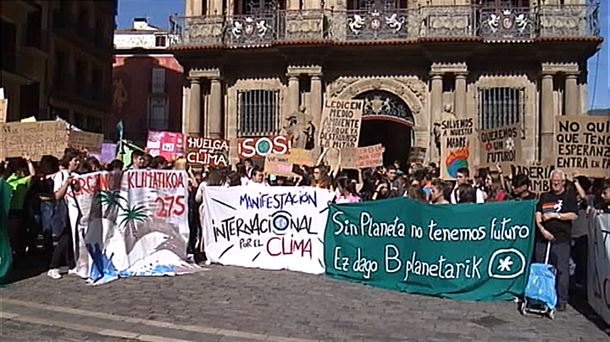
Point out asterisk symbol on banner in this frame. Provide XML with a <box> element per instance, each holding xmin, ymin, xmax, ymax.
<box><xmin>498</xmin><ymin>256</ymin><xmax>513</xmax><ymax>272</ymax></box>
<box><xmin>505</xmin><ymin>137</ymin><xmax>515</xmax><ymax>151</ymax></box>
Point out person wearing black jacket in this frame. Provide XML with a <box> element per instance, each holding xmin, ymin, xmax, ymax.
<box><xmin>535</xmin><ymin>169</ymin><xmax>578</xmax><ymax>312</ymax></box>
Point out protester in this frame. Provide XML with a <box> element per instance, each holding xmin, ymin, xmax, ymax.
<box><xmin>510</xmin><ymin>174</ymin><xmax>536</xmax><ymax>200</ymax></box>
<box><xmin>429</xmin><ymin>179</ymin><xmax>450</xmax><ymax>204</ymax></box>
<box><xmin>47</xmin><ymin>149</ymin><xmax>81</xmax><ymax>279</ymax></box>
<box><xmin>25</xmin><ymin>155</ymin><xmax>59</xmax><ymax>254</ymax></box>
<box><xmin>372</xmin><ymin>180</ymin><xmax>391</xmax><ymax>200</ymax></box>
<box><xmin>6</xmin><ymin>156</ymin><xmax>36</xmax><ymax>259</ymax></box>
<box><xmin>450</xmin><ymin>168</ymin><xmax>485</xmax><ymax>203</ymax></box>
<box><xmin>129</xmin><ymin>150</ymin><xmax>145</xmax><ymax>169</ymax></box>
<box><xmin>569</xmin><ymin>175</ymin><xmax>592</xmax><ymax>293</ymax></box>
<box><xmin>335</xmin><ymin>177</ymin><xmax>360</xmax><ymax>204</ymax></box>
<box><xmin>456</xmin><ymin>183</ymin><xmax>477</xmax><ymax>204</ymax></box>
<box><xmin>312</xmin><ymin>165</ymin><xmax>331</xmax><ymax>189</ymax></box>
<box><xmin>386</xmin><ymin>165</ymin><xmax>405</xmax><ymax>197</ymax></box>
<box><xmin>534</xmin><ymin>169</ymin><xmax>578</xmax><ymax>312</ymax></box>
<box><xmin>485</xmin><ymin>171</ymin><xmax>507</xmax><ymax>202</ymax></box>
<box><xmin>594</xmin><ymin>179</ymin><xmax>610</xmax><ymax>213</ymax></box>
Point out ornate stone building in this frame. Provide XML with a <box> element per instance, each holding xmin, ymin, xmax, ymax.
<box><xmin>1</xmin><ymin>0</ymin><xmax>116</xmax><ymax>133</ymax></box>
<box><xmin>171</xmin><ymin>0</ymin><xmax>601</xmax><ymax>166</ymax></box>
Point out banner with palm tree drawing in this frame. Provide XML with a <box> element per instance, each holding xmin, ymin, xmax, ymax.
<box><xmin>68</xmin><ymin>169</ymin><xmax>198</xmax><ymax>284</ymax></box>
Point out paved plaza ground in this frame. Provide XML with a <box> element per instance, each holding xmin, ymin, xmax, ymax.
<box><xmin>1</xmin><ymin>263</ymin><xmax>609</xmax><ymax>341</ymax></box>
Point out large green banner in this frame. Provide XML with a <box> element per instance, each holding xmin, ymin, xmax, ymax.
<box><xmin>324</xmin><ymin>198</ymin><xmax>536</xmax><ymax>301</ymax></box>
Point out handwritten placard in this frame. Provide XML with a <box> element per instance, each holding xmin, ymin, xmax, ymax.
<box><xmin>319</xmin><ymin>99</ymin><xmax>364</xmax><ymax>149</ymax></box>
<box><xmin>69</xmin><ymin>130</ymin><xmax>103</xmax><ymax>153</ymax></box>
<box><xmin>510</xmin><ymin>163</ymin><xmax>555</xmax><ymax>195</ymax></box>
<box><xmin>440</xmin><ymin>118</ymin><xmax>476</xmax><ymax>180</ymax></box>
<box><xmin>554</xmin><ymin>116</ymin><xmax>610</xmax><ymax>178</ymax></box>
<box><xmin>0</xmin><ymin>121</ymin><xmax>68</xmax><ymax>160</ymax></box>
<box><xmin>0</xmin><ymin>98</ymin><xmax>7</xmax><ymax>123</ymax></box>
<box><xmin>357</xmin><ymin>144</ymin><xmax>384</xmax><ymax>169</ymax></box>
<box><xmin>479</xmin><ymin>124</ymin><xmax>521</xmax><ymax>170</ymax></box>
<box><xmin>185</xmin><ymin>135</ymin><xmax>229</xmax><ymax>167</ymax></box>
<box><xmin>264</xmin><ymin>153</ymin><xmax>296</xmax><ymax>177</ymax></box>
<box><xmin>287</xmin><ymin>148</ymin><xmax>315</xmax><ymax>166</ymax></box>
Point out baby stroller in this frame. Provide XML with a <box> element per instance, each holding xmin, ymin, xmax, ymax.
<box><xmin>519</xmin><ymin>241</ymin><xmax>557</xmax><ymax>319</ymax></box>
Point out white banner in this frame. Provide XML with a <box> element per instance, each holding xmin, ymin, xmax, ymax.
<box><xmin>587</xmin><ymin>213</ymin><xmax>610</xmax><ymax>325</ymax></box>
<box><xmin>202</xmin><ymin>186</ymin><xmax>335</xmax><ymax>274</ymax></box>
<box><xmin>68</xmin><ymin>170</ymin><xmax>198</xmax><ymax>284</ymax></box>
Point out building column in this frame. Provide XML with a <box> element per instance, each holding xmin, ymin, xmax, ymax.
<box><xmin>430</xmin><ymin>72</ymin><xmax>444</xmax><ymax>124</ymax></box>
<box><xmin>565</xmin><ymin>71</ymin><xmax>580</xmax><ymax>116</ymax></box>
<box><xmin>310</xmin><ymin>73</ymin><xmax>323</xmax><ymax>128</ymax></box>
<box><xmin>429</xmin><ymin>71</ymin><xmax>444</xmax><ymax>162</ymax></box>
<box><xmin>287</xmin><ymin>74</ymin><xmax>300</xmax><ymax>114</ymax></box>
<box><xmin>540</xmin><ymin>72</ymin><xmax>554</xmax><ymax>162</ymax></box>
<box><xmin>188</xmin><ymin>77</ymin><xmax>201</xmax><ymax>134</ymax></box>
<box><xmin>209</xmin><ymin>77</ymin><xmax>222</xmax><ymax>138</ymax></box>
<box><xmin>454</xmin><ymin>72</ymin><xmax>467</xmax><ymax>118</ymax></box>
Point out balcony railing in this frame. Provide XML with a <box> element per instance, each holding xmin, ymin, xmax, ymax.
<box><xmin>170</xmin><ymin>4</ymin><xmax>600</xmax><ymax>48</ymax></box>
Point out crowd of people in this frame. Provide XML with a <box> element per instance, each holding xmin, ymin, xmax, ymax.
<box><xmin>1</xmin><ymin>148</ymin><xmax>609</xmax><ymax>312</ymax></box>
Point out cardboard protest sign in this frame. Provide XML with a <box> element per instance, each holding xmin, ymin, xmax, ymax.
<box><xmin>554</xmin><ymin>116</ymin><xmax>610</xmax><ymax>178</ymax></box>
<box><xmin>264</xmin><ymin>153</ymin><xmax>296</xmax><ymax>177</ymax></box>
<box><xmin>0</xmin><ymin>98</ymin><xmax>7</xmax><ymax>123</ymax></box>
<box><xmin>286</xmin><ymin>148</ymin><xmax>315</xmax><ymax>166</ymax></box>
<box><xmin>69</xmin><ymin>130</ymin><xmax>103</xmax><ymax>154</ymax></box>
<box><xmin>479</xmin><ymin>124</ymin><xmax>521</xmax><ymax>170</ymax></box>
<box><xmin>146</xmin><ymin>131</ymin><xmax>184</xmax><ymax>160</ymax></box>
<box><xmin>332</xmin><ymin>145</ymin><xmax>384</xmax><ymax>170</ymax></box>
<box><xmin>510</xmin><ymin>163</ymin><xmax>555</xmax><ymax>195</ymax></box>
<box><xmin>319</xmin><ymin>99</ymin><xmax>364</xmax><ymax>149</ymax></box>
<box><xmin>339</xmin><ymin>147</ymin><xmax>358</xmax><ymax>169</ymax></box>
<box><xmin>440</xmin><ymin>118</ymin><xmax>476</xmax><ymax>180</ymax></box>
<box><xmin>237</xmin><ymin>136</ymin><xmax>291</xmax><ymax>159</ymax></box>
<box><xmin>357</xmin><ymin>144</ymin><xmax>384</xmax><ymax>169</ymax></box>
<box><xmin>325</xmin><ymin>198</ymin><xmax>536</xmax><ymax>301</ymax></box>
<box><xmin>0</xmin><ymin>121</ymin><xmax>68</xmax><ymax>160</ymax></box>
<box><xmin>185</xmin><ymin>135</ymin><xmax>229</xmax><ymax>168</ymax></box>
<box><xmin>202</xmin><ymin>186</ymin><xmax>335</xmax><ymax>274</ymax></box>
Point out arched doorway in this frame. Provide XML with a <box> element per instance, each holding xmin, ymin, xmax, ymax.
<box><xmin>354</xmin><ymin>90</ymin><xmax>414</xmax><ymax>168</ymax></box>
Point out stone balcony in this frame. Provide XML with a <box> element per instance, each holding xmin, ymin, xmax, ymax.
<box><xmin>169</xmin><ymin>4</ymin><xmax>600</xmax><ymax>48</ymax></box>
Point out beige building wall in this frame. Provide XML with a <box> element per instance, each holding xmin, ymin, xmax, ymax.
<box><xmin>178</xmin><ymin>0</ymin><xmax>599</xmax><ymax>166</ymax></box>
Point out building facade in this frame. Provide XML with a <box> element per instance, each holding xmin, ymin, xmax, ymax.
<box><xmin>171</xmin><ymin>0</ymin><xmax>601</xmax><ymax>165</ymax></box>
<box><xmin>0</xmin><ymin>0</ymin><xmax>116</xmax><ymax>133</ymax></box>
<box><xmin>111</xmin><ymin>18</ymin><xmax>184</xmax><ymax>144</ymax></box>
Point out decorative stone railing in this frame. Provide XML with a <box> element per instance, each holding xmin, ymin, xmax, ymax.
<box><xmin>169</xmin><ymin>4</ymin><xmax>600</xmax><ymax>48</ymax></box>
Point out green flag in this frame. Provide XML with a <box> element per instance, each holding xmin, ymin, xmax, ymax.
<box><xmin>0</xmin><ymin>179</ymin><xmax>13</xmax><ymax>281</ymax></box>
<box><xmin>324</xmin><ymin>198</ymin><xmax>536</xmax><ymax>301</ymax></box>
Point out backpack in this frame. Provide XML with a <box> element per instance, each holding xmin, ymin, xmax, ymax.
<box><xmin>49</xmin><ymin>172</ymin><xmax>70</xmax><ymax>238</ymax></box>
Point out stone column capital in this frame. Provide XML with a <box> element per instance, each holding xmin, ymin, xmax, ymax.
<box><xmin>455</xmin><ymin>71</ymin><xmax>468</xmax><ymax>78</ymax></box>
<box><xmin>188</xmin><ymin>76</ymin><xmax>201</xmax><ymax>83</ymax></box>
<box><xmin>311</xmin><ymin>73</ymin><xmax>323</xmax><ymax>80</ymax></box>
<box><xmin>286</xmin><ymin>73</ymin><xmax>300</xmax><ymax>80</ymax></box>
<box><xmin>565</xmin><ymin>71</ymin><xmax>580</xmax><ymax>78</ymax></box>
<box><xmin>429</xmin><ymin>72</ymin><xmax>444</xmax><ymax>79</ymax></box>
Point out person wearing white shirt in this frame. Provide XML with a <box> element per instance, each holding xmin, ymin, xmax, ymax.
<box><xmin>450</xmin><ymin>167</ymin><xmax>485</xmax><ymax>204</ymax></box>
<box><xmin>47</xmin><ymin>149</ymin><xmax>80</xmax><ymax>280</ymax></box>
